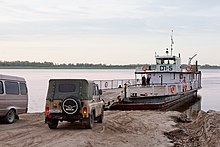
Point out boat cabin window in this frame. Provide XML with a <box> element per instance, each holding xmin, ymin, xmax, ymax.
<box><xmin>180</xmin><ymin>74</ymin><xmax>183</xmax><ymax>79</ymax></box>
<box><xmin>156</xmin><ymin>58</ymin><xmax>176</xmax><ymax>65</ymax></box>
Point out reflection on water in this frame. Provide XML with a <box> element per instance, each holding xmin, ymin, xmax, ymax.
<box><xmin>166</xmin><ymin>95</ymin><xmax>202</xmax><ymax>120</ymax></box>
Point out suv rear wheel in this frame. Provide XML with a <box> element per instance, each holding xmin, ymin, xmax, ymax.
<box><xmin>97</xmin><ymin>109</ymin><xmax>104</xmax><ymax>123</ymax></box>
<box><xmin>86</xmin><ymin>113</ymin><xmax>94</xmax><ymax>129</ymax></box>
<box><xmin>48</xmin><ymin>120</ymin><xmax>58</xmax><ymax>129</ymax></box>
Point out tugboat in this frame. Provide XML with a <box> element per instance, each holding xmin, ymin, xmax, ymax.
<box><xmin>108</xmin><ymin>32</ymin><xmax>202</xmax><ymax>110</ymax></box>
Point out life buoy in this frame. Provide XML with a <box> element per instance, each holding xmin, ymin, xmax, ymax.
<box><xmin>184</xmin><ymin>84</ymin><xmax>187</xmax><ymax>91</ymax></box>
<box><xmin>170</xmin><ymin>86</ymin><xmax>175</xmax><ymax>93</ymax></box>
<box><xmin>186</xmin><ymin>66</ymin><xmax>192</xmax><ymax>72</ymax></box>
<box><xmin>142</xmin><ymin>66</ymin><xmax>147</xmax><ymax>71</ymax></box>
<box><xmin>105</xmin><ymin>82</ymin><xmax>108</xmax><ymax>88</ymax></box>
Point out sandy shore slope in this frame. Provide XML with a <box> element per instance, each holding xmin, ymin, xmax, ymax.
<box><xmin>0</xmin><ymin>111</ymin><xmax>181</xmax><ymax>147</ymax></box>
<box><xmin>166</xmin><ymin>110</ymin><xmax>220</xmax><ymax>147</ymax></box>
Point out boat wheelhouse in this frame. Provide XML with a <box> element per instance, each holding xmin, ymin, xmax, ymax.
<box><xmin>134</xmin><ymin>49</ymin><xmax>201</xmax><ymax>89</ymax></box>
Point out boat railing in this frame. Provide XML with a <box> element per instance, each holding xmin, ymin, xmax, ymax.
<box><xmin>124</xmin><ymin>80</ymin><xmax>201</xmax><ymax>98</ymax></box>
<box><xmin>94</xmin><ymin>78</ymin><xmax>201</xmax><ymax>92</ymax></box>
<box><xmin>94</xmin><ymin>79</ymin><xmax>135</xmax><ymax>90</ymax></box>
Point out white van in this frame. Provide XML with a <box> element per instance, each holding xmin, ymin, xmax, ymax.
<box><xmin>0</xmin><ymin>74</ymin><xmax>28</xmax><ymax>124</ymax></box>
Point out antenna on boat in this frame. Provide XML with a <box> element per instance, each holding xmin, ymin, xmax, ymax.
<box><xmin>171</xmin><ymin>30</ymin><xmax>174</xmax><ymax>56</ymax></box>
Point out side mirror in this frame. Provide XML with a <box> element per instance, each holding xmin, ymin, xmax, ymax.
<box><xmin>99</xmin><ymin>89</ymin><xmax>102</xmax><ymax>95</ymax></box>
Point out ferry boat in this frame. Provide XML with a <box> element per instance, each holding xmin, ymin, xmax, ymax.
<box><xmin>96</xmin><ymin>34</ymin><xmax>202</xmax><ymax>110</ymax></box>
<box><xmin>109</xmin><ymin>52</ymin><xmax>201</xmax><ymax>110</ymax></box>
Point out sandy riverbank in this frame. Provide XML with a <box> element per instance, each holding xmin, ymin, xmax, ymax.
<box><xmin>0</xmin><ymin>110</ymin><xmax>181</xmax><ymax>147</ymax></box>
<box><xmin>166</xmin><ymin>110</ymin><xmax>220</xmax><ymax>147</ymax></box>
<box><xmin>1</xmin><ymin>110</ymin><xmax>219</xmax><ymax>147</ymax></box>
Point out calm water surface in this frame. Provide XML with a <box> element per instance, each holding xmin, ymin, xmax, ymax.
<box><xmin>198</xmin><ymin>69</ymin><xmax>220</xmax><ymax>111</ymax></box>
<box><xmin>0</xmin><ymin>69</ymin><xmax>219</xmax><ymax>112</ymax></box>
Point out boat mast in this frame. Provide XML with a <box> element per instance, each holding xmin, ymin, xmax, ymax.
<box><xmin>188</xmin><ymin>54</ymin><xmax>197</xmax><ymax>65</ymax></box>
<box><xmin>170</xmin><ymin>30</ymin><xmax>174</xmax><ymax>56</ymax></box>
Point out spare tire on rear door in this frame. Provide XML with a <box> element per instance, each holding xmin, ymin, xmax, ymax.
<box><xmin>62</xmin><ymin>97</ymin><xmax>80</xmax><ymax>115</ymax></box>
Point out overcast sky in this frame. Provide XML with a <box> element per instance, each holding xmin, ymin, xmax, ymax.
<box><xmin>0</xmin><ymin>0</ymin><xmax>220</xmax><ymax>65</ymax></box>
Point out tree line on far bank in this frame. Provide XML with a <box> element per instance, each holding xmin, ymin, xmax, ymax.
<box><xmin>0</xmin><ymin>61</ymin><xmax>218</xmax><ymax>69</ymax></box>
<box><xmin>0</xmin><ymin>61</ymin><xmax>142</xmax><ymax>69</ymax></box>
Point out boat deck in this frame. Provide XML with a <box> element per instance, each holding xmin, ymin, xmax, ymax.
<box><xmin>100</xmin><ymin>80</ymin><xmax>202</xmax><ymax>109</ymax></box>
<box><xmin>101</xmin><ymin>85</ymin><xmax>184</xmax><ymax>98</ymax></box>
<box><xmin>100</xmin><ymin>85</ymin><xmax>180</xmax><ymax>108</ymax></box>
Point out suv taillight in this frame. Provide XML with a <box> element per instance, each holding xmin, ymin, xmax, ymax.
<box><xmin>83</xmin><ymin>107</ymin><xmax>87</xmax><ymax>115</ymax></box>
<box><xmin>45</xmin><ymin>107</ymin><xmax>49</xmax><ymax>116</ymax></box>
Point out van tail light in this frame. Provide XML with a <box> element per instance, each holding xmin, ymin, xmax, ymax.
<box><xmin>45</xmin><ymin>107</ymin><xmax>49</xmax><ymax>116</ymax></box>
<box><xmin>83</xmin><ymin>107</ymin><xmax>87</xmax><ymax>115</ymax></box>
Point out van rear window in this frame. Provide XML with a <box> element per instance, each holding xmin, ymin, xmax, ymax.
<box><xmin>5</xmin><ymin>81</ymin><xmax>19</xmax><ymax>95</ymax></box>
<box><xmin>59</xmin><ymin>84</ymin><xmax>76</xmax><ymax>92</ymax></box>
<box><xmin>20</xmin><ymin>83</ymin><xmax>27</xmax><ymax>95</ymax></box>
<box><xmin>0</xmin><ymin>81</ymin><xmax>3</xmax><ymax>94</ymax></box>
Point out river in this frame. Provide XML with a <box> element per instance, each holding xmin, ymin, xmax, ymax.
<box><xmin>0</xmin><ymin>69</ymin><xmax>219</xmax><ymax>112</ymax></box>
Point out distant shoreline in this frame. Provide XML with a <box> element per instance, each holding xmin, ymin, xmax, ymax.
<box><xmin>0</xmin><ymin>66</ymin><xmax>219</xmax><ymax>69</ymax></box>
<box><xmin>0</xmin><ymin>66</ymin><xmax>135</xmax><ymax>69</ymax></box>
<box><xmin>0</xmin><ymin>61</ymin><xmax>219</xmax><ymax>69</ymax></box>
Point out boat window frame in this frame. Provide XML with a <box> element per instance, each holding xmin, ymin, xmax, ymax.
<box><xmin>156</xmin><ymin>58</ymin><xmax>176</xmax><ymax>65</ymax></box>
<box><xmin>170</xmin><ymin>73</ymin><xmax>175</xmax><ymax>80</ymax></box>
<box><xmin>180</xmin><ymin>74</ymin><xmax>183</xmax><ymax>79</ymax></box>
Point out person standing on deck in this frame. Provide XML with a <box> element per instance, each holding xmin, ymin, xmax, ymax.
<box><xmin>137</xmin><ymin>79</ymin><xmax>141</xmax><ymax>86</ymax></box>
<box><xmin>142</xmin><ymin>75</ymin><xmax>146</xmax><ymax>86</ymax></box>
<box><xmin>183</xmin><ymin>77</ymin><xmax>186</xmax><ymax>83</ymax></box>
<box><xmin>180</xmin><ymin>76</ymin><xmax>186</xmax><ymax>83</ymax></box>
<box><xmin>147</xmin><ymin>75</ymin><xmax>151</xmax><ymax>87</ymax></box>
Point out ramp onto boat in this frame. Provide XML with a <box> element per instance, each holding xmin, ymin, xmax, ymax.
<box><xmin>100</xmin><ymin>88</ymin><xmax>123</xmax><ymax>109</ymax></box>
